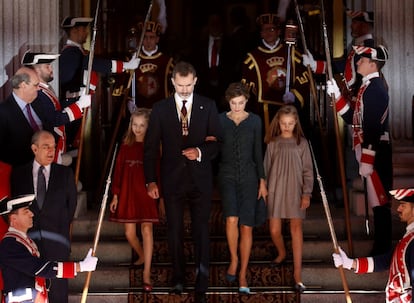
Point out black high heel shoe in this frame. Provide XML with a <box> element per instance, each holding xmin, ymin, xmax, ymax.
<box><xmin>294</xmin><ymin>282</ymin><xmax>306</xmax><ymax>293</ymax></box>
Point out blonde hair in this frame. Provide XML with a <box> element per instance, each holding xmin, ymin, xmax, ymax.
<box><xmin>264</xmin><ymin>105</ymin><xmax>304</xmax><ymax>145</ymax></box>
<box><xmin>123</xmin><ymin>108</ymin><xmax>151</xmax><ymax>145</ymax></box>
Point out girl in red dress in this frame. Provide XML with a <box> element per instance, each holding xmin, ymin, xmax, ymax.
<box><xmin>109</xmin><ymin>108</ymin><xmax>162</xmax><ymax>292</ymax></box>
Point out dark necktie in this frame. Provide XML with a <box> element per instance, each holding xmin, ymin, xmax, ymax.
<box><xmin>26</xmin><ymin>104</ymin><xmax>40</xmax><ymax>132</ymax></box>
<box><xmin>37</xmin><ymin>166</ymin><xmax>46</xmax><ymax>209</ymax></box>
<box><xmin>181</xmin><ymin>100</ymin><xmax>188</xmax><ymax>136</ymax></box>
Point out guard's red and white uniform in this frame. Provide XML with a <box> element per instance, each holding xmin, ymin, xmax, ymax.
<box><xmin>354</xmin><ymin>222</ymin><xmax>414</xmax><ymax>303</ymax></box>
<box><xmin>0</xmin><ymin>227</ymin><xmax>77</xmax><ymax>303</ymax></box>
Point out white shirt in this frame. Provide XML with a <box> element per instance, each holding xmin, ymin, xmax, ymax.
<box><xmin>13</xmin><ymin>92</ymin><xmax>42</xmax><ymax>130</ymax></box>
<box><xmin>174</xmin><ymin>93</ymin><xmax>193</xmax><ymax>127</ymax></box>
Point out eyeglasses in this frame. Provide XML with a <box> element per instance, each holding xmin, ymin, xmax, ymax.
<box><xmin>26</xmin><ymin>81</ymin><xmax>40</xmax><ymax>87</ymax></box>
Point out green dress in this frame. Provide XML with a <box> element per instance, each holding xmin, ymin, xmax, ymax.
<box><xmin>218</xmin><ymin>112</ymin><xmax>266</xmax><ymax>227</ymax></box>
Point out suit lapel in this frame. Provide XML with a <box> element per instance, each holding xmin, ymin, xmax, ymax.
<box><xmin>168</xmin><ymin>97</ymin><xmax>184</xmax><ymax>136</ymax></box>
<box><xmin>189</xmin><ymin>97</ymin><xmax>203</xmax><ymax>135</ymax></box>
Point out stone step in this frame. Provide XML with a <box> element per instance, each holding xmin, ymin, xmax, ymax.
<box><xmin>69</xmin><ymin>291</ymin><xmax>386</xmax><ymax>303</ymax></box>
<box><xmin>69</xmin><ymin>237</ymin><xmax>374</xmax><ymax>266</ymax></box>
<box><xmin>68</xmin><ymin>248</ymin><xmax>388</xmax><ymax>293</ymax></box>
<box><xmin>68</xmin><ymin>201</ymin><xmax>398</xmax><ymax>301</ymax></box>
<box><xmin>71</xmin><ymin>202</ymin><xmax>405</xmax><ymax>241</ymax></box>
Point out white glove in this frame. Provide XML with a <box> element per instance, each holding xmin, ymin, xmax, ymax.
<box><xmin>359</xmin><ymin>162</ymin><xmax>374</xmax><ymax>177</ymax></box>
<box><xmin>302</xmin><ymin>51</ymin><xmax>316</xmax><ymax>72</ymax></box>
<box><xmin>123</xmin><ymin>57</ymin><xmax>140</xmax><ymax>71</ymax></box>
<box><xmin>283</xmin><ymin>92</ymin><xmax>295</xmax><ymax>104</ymax></box>
<box><xmin>326</xmin><ymin>79</ymin><xmax>341</xmax><ymax>100</ymax></box>
<box><xmin>76</xmin><ymin>93</ymin><xmax>91</xmax><ymax>110</ymax></box>
<box><xmin>332</xmin><ymin>247</ymin><xmax>354</xmax><ymax>270</ymax></box>
<box><xmin>79</xmin><ymin>248</ymin><xmax>98</xmax><ymax>272</ymax></box>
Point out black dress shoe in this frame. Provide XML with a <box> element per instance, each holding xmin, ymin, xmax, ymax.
<box><xmin>195</xmin><ymin>292</ymin><xmax>207</xmax><ymax>303</ymax></box>
<box><xmin>169</xmin><ymin>283</ymin><xmax>183</xmax><ymax>294</ymax></box>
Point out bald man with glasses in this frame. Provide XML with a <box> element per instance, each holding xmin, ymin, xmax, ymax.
<box><xmin>0</xmin><ymin>67</ymin><xmax>43</xmax><ymax>166</ymax></box>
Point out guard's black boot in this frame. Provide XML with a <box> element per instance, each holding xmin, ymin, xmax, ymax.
<box><xmin>371</xmin><ymin>204</ymin><xmax>392</xmax><ymax>255</ymax></box>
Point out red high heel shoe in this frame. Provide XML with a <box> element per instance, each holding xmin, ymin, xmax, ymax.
<box><xmin>143</xmin><ymin>283</ymin><xmax>153</xmax><ymax>292</ymax></box>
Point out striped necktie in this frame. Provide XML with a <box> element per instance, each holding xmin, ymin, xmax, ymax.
<box><xmin>181</xmin><ymin>100</ymin><xmax>188</xmax><ymax>136</ymax></box>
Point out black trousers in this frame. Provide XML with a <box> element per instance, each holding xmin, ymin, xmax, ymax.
<box><xmin>164</xmin><ymin>174</ymin><xmax>212</xmax><ymax>293</ymax></box>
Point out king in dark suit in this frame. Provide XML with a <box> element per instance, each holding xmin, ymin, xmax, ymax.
<box><xmin>11</xmin><ymin>130</ymin><xmax>77</xmax><ymax>303</ymax></box>
<box><xmin>144</xmin><ymin>61</ymin><xmax>222</xmax><ymax>303</ymax></box>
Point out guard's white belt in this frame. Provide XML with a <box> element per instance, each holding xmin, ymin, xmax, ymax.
<box><xmin>6</xmin><ymin>287</ymin><xmax>33</xmax><ymax>303</ymax></box>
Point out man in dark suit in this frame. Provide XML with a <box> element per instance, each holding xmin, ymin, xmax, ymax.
<box><xmin>144</xmin><ymin>61</ymin><xmax>221</xmax><ymax>303</ymax></box>
<box><xmin>192</xmin><ymin>12</ymin><xmax>231</xmax><ymax>113</ymax></box>
<box><xmin>11</xmin><ymin>130</ymin><xmax>77</xmax><ymax>303</ymax></box>
<box><xmin>0</xmin><ymin>67</ymin><xmax>41</xmax><ymax>166</ymax></box>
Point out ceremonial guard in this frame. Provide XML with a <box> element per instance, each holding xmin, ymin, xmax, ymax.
<box><xmin>59</xmin><ymin>16</ymin><xmax>139</xmax><ymax>148</ymax></box>
<box><xmin>0</xmin><ymin>194</ymin><xmax>98</xmax><ymax>303</ymax></box>
<box><xmin>130</xmin><ymin>20</ymin><xmax>174</xmax><ymax>110</ymax></box>
<box><xmin>333</xmin><ymin>188</ymin><xmax>414</xmax><ymax>303</ymax></box>
<box><xmin>327</xmin><ymin>45</ymin><xmax>392</xmax><ymax>255</ymax></box>
<box><xmin>241</xmin><ymin>13</ymin><xmax>311</xmax><ymax>132</ymax></box>
<box><xmin>22</xmin><ymin>51</ymin><xmax>90</xmax><ymax>165</ymax></box>
<box><xmin>303</xmin><ymin>10</ymin><xmax>375</xmax><ymax>104</ymax></box>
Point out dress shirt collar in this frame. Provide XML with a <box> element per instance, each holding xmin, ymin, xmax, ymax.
<box><xmin>406</xmin><ymin>222</ymin><xmax>414</xmax><ymax>236</ymax></box>
<box><xmin>33</xmin><ymin>161</ymin><xmax>51</xmax><ymax>180</ymax></box>
<box><xmin>142</xmin><ymin>45</ymin><xmax>159</xmax><ymax>56</ymax></box>
<box><xmin>8</xmin><ymin>226</ymin><xmax>28</xmax><ymax>238</ymax></box>
<box><xmin>174</xmin><ymin>93</ymin><xmax>193</xmax><ymax>107</ymax></box>
<box><xmin>262</xmin><ymin>38</ymin><xmax>280</xmax><ymax>50</ymax></box>
<box><xmin>362</xmin><ymin>72</ymin><xmax>379</xmax><ymax>84</ymax></box>
<box><xmin>12</xmin><ymin>92</ymin><xmax>29</xmax><ymax>112</ymax></box>
<box><xmin>174</xmin><ymin>93</ymin><xmax>193</xmax><ymax>122</ymax></box>
<box><xmin>66</xmin><ymin>39</ymin><xmax>84</xmax><ymax>49</ymax></box>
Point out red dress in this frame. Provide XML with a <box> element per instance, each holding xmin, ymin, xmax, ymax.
<box><xmin>0</xmin><ymin>161</ymin><xmax>12</xmax><ymax>295</ymax></box>
<box><xmin>109</xmin><ymin>142</ymin><xmax>159</xmax><ymax>223</ymax></box>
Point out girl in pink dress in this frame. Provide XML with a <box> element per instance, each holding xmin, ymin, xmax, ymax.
<box><xmin>109</xmin><ymin>108</ymin><xmax>163</xmax><ymax>292</ymax></box>
<box><xmin>264</xmin><ymin>105</ymin><xmax>314</xmax><ymax>292</ymax></box>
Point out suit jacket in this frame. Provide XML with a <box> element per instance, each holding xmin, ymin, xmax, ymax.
<box><xmin>0</xmin><ymin>94</ymin><xmax>37</xmax><ymax>166</ymax></box>
<box><xmin>11</xmin><ymin>162</ymin><xmax>77</xmax><ymax>260</ymax></box>
<box><xmin>144</xmin><ymin>94</ymin><xmax>221</xmax><ymax>195</ymax></box>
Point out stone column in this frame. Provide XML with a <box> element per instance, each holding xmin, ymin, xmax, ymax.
<box><xmin>0</xmin><ymin>0</ymin><xmax>59</xmax><ymax>100</ymax></box>
<box><xmin>375</xmin><ymin>0</ymin><xmax>414</xmax><ymax>144</ymax></box>
<box><xmin>375</xmin><ymin>0</ymin><xmax>414</xmax><ymax>187</ymax></box>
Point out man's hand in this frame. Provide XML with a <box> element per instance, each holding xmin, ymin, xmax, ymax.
<box><xmin>326</xmin><ymin>79</ymin><xmax>341</xmax><ymax>100</ymax></box>
<box><xmin>76</xmin><ymin>94</ymin><xmax>91</xmax><ymax>110</ymax></box>
<box><xmin>332</xmin><ymin>247</ymin><xmax>354</xmax><ymax>270</ymax></box>
<box><xmin>359</xmin><ymin>148</ymin><xmax>375</xmax><ymax>177</ymax></box>
<box><xmin>302</xmin><ymin>51</ymin><xmax>317</xmax><ymax>72</ymax></box>
<box><xmin>146</xmin><ymin>182</ymin><xmax>160</xmax><ymax>199</ymax></box>
<box><xmin>182</xmin><ymin>147</ymin><xmax>199</xmax><ymax>161</ymax></box>
<box><xmin>123</xmin><ymin>57</ymin><xmax>140</xmax><ymax>71</ymax></box>
<box><xmin>79</xmin><ymin>248</ymin><xmax>98</xmax><ymax>272</ymax></box>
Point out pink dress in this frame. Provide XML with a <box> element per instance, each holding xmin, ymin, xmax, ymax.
<box><xmin>109</xmin><ymin>142</ymin><xmax>159</xmax><ymax>223</ymax></box>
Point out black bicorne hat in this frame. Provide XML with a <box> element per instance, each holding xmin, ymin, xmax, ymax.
<box><xmin>0</xmin><ymin>194</ymin><xmax>35</xmax><ymax>215</ymax></box>
<box><xmin>22</xmin><ymin>50</ymin><xmax>60</xmax><ymax>65</ymax></box>
<box><xmin>61</xmin><ymin>16</ymin><xmax>93</xmax><ymax>28</ymax></box>
<box><xmin>352</xmin><ymin>45</ymin><xmax>389</xmax><ymax>62</ymax></box>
